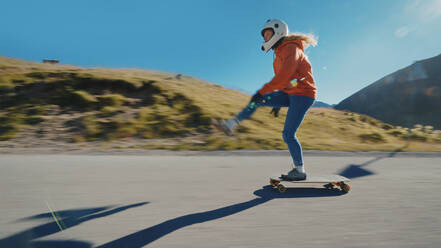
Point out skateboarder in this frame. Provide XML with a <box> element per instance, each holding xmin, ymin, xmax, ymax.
<box><xmin>216</xmin><ymin>19</ymin><xmax>318</xmax><ymax>181</ymax></box>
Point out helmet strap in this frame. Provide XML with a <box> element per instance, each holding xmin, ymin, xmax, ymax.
<box><xmin>272</xmin><ymin>37</ymin><xmax>285</xmax><ymax>50</ymax></box>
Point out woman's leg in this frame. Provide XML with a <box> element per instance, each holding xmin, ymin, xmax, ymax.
<box><xmin>235</xmin><ymin>91</ymin><xmax>290</xmax><ymax>122</ymax></box>
<box><xmin>217</xmin><ymin>91</ymin><xmax>290</xmax><ymax>135</ymax></box>
<box><xmin>282</xmin><ymin>95</ymin><xmax>314</xmax><ymax>167</ymax></box>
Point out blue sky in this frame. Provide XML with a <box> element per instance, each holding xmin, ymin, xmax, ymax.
<box><xmin>1</xmin><ymin>0</ymin><xmax>440</xmax><ymax>104</ymax></box>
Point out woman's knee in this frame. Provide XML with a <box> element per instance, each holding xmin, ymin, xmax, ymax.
<box><xmin>282</xmin><ymin>130</ymin><xmax>298</xmax><ymax>143</ymax></box>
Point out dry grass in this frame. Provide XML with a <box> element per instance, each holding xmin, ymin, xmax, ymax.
<box><xmin>1</xmin><ymin>55</ymin><xmax>441</xmax><ymax>151</ymax></box>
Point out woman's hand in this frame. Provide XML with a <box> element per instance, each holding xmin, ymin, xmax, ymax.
<box><xmin>270</xmin><ymin>107</ymin><xmax>281</xmax><ymax>117</ymax></box>
<box><xmin>250</xmin><ymin>92</ymin><xmax>264</xmax><ymax>103</ymax></box>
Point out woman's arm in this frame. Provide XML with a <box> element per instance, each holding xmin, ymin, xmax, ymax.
<box><xmin>258</xmin><ymin>44</ymin><xmax>300</xmax><ymax>95</ymax></box>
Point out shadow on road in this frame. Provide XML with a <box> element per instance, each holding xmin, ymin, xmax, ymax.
<box><xmin>16</xmin><ymin>206</ymin><xmax>114</xmax><ymax>223</ymax></box>
<box><xmin>338</xmin><ymin>151</ymin><xmax>398</xmax><ymax>179</ymax></box>
<box><xmin>2</xmin><ymin>186</ymin><xmax>345</xmax><ymax>248</ymax></box>
<box><xmin>96</xmin><ymin>186</ymin><xmax>345</xmax><ymax>248</ymax></box>
<box><xmin>23</xmin><ymin>240</ymin><xmax>93</xmax><ymax>248</ymax></box>
<box><xmin>0</xmin><ymin>202</ymin><xmax>148</xmax><ymax>248</ymax></box>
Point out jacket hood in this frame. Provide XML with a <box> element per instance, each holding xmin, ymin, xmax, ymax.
<box><xmin>277</xmin><ymin>35</ymin><xmax>305</xmax><ymax>52</ymax></box>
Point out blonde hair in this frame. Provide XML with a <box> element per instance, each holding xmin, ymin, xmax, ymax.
<box><xmin>283</xmin><ymin>33</ymin><xmax>318</xmax><ymax>49</ymax></box>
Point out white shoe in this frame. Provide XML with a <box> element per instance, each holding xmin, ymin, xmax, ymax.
<box><xmin>211</xmin><ymin>118</ymin><xmax>238</xmax><ymax>136</ymax></box>
<box><xmin>282</xmin><ymin>168</ymin><xmax>307</xmax><ymax>181</ymax></box>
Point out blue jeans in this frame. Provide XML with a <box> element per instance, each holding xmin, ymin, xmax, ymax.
<box><xmin>236</xmin><ymin>91</ymin><xmax>314</xmax><ymax>166</ymax></box>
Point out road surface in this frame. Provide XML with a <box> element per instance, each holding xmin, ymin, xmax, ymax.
<box><xmin>1</xmin><ymin>151</ymin><xmax>440</xmax><ymax>247</ymax></box>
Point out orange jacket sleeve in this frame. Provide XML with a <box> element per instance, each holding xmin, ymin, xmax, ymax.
<box><xmin>258</xmin><ymin>44</ymin><xmax>300</xmax><ymax>95</ymax></box>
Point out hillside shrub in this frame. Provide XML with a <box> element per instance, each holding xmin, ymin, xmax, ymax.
<box><xmin>71</xmin><ymin>90</ymin><xmax>98</xmax><ymax>108</ymax></box>
<box><xmin>0</xmin><ymin>113</ymin><xmax>26</xmax><ymax>140</ymax></box>
<box><xmin>404</xmin><ymin>133</ymin><xmax>428</xmax><ymax>142</ymax></box>
<box><xmin>98</xmin><ymin>94</ymin><xmax>127</xmax><ymax>107</ymax></box>
<box><xmin>25</xmin><ymin>105</ymin><xmax>47</xmax><ymax>115</ymax></box>
<box><xmin>382</xmin><ymin>123</ymin><xmax>394</xmax><ymax>130</ymax></box>
<box><xmin>423</xmin><ymin>125</ymin><xmax>434</xmax><ymax>133</ymax></box>
<box><xmin>359</xmin><ymin>116</ymin><xmax>368</xmax><ymax>122</ymax></box>
<box><xmin>99</xmin><ymin>106</ymin><xmax>121</xmax><ymax>117</ymax></box>
<box><xmin>388</xmin><ymin>130</ymin><xmax>405</xmax><ymax>137</ymax></box>
<box><xmin>0</xmin><ymin>82</ymin><xmax>14</xmax><ymax>92</ymax></box>
<box><xmin>81</xmin><ymin>115</ymin><xmax>101</xmax><ymax>140</ymax></box>
<box><xmin>25</xmin><ymin>116</ymin><xmax>44</xmax><ymax>125</ymax></box>
<box><xmin>359</xmin><ymin>132</ymin><xmax>385</xmax><ymax>143</ymax></box>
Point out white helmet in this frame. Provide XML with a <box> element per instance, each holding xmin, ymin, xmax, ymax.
<box><xmin>261</xmin><ymin>19</ymin><xmax>289</xmax><ymax>52</ymax></box>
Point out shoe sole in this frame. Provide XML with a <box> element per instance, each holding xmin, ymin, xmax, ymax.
<box><xmin>211</xmin><ymin>118</ymin><xmax>233</xmax><ymax>136</ymax></box>
<box><xmin>281</xmin><ymin>174</ymin><xmax>307</xmax><ymax>181</ymax></box>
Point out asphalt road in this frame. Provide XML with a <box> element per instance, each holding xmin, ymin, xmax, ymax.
<box><xmin>1</xmin><ymin>152</ymin><xmax>440</xmax><ymax>248</ymax></box>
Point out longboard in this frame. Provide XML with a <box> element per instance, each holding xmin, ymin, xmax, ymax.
<box><xmin>269</xmin><ymin>174</ymin><xmax>351</xmax><ymax>193</ymax></box>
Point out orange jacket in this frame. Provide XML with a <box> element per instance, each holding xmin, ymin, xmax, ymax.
<box><xmin>258</xmin><ymin>38</ymin><xmax>316</xmax><ymax>99</ymax></box>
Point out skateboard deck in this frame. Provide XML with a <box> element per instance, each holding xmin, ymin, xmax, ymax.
<box><xmin>269</xmin><ymin>174</ymin><xmax>351</xmax><ymax>193</ymax></box>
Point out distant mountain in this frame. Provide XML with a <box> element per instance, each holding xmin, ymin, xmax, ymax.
<box><xmin>335</xmin><ymin>54</ymin><xmax>441</xmax><ymax>129</ymax></box>
<box><xmin>312</xmin><ymin>101</ymin><xmax>333</xmax><ymax>108</ymax></box>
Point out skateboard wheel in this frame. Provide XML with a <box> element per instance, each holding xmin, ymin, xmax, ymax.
<box><xmin>270</xmin><ymin>179</ymin><xmax>276</xmax><ymax>187</ymax></box>
<box><xmin>341</xmin><ymin>183</ymin><xmax>350</xmax><ymax>193</ymax></box>
<box><xmin>270</xmin><ymin>179</ymin><xmax>279</xmax><ymax>187</ymax></box>
<box><xmin>277</xmin><ymin>184</ymin><xmax>286</xmax><ymax>193</ymax></box>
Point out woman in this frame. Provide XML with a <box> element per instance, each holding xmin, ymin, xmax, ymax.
<box><xmin>216</xmin><ymin>19</ymin><xmax>317</xmax><ymax>181</ymax></box>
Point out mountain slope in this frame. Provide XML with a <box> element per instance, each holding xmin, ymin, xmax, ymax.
<box><xmin>312</xmin><ymin>101</ymin><xmax>333</xmax><ymax>108</ymax></box>
<box><xmin>335</xmin><ymin>54</ymin><xmax>441</xmax><ymax>129</ymax></box>
<box><xmin>1</xmin><ymin>56</ymin><xmax>440</xmax><ymax>151</ymax></box>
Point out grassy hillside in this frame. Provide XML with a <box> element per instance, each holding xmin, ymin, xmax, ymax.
<box><xmin>1</xmin><ymin>56</ymin><xmax>441</xmax><ymax>152</ymax></box>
